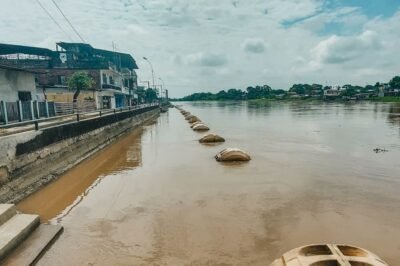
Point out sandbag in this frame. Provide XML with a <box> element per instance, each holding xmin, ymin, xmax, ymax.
<box><xmin>215</xmin><ymin>148</ymin><xmax>250</xmax><ymax>162</ymax></box>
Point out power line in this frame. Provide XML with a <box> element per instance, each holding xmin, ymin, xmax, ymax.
<box><xmin>35</xmin><ymin>0</ymin><xmax>74</xmax><ymax>41</ymax></box>
<box><xmin>51</xmin><ymin>0</ymin><xmax>86</xmax><ymax>43</ymax></box>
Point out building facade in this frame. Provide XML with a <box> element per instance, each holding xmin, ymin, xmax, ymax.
<box><xmin>0</xmin><ymin>42</ymin><xmax>139</xmax><ymax>110</ymax></box>
<box><xmin>0</xmin><ymin>64</ymin><xmax>38</xmax><ymax>102</ymax></box>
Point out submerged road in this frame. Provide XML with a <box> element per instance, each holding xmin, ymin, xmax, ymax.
<box><xmin>17</xmin><ymin>102</ymin><xmax>400</xmax><ymax>265</ymax></box>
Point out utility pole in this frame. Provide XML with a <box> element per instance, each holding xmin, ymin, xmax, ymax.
<box><xmin>159</xmin><ymin>77</ymin><xmax>165</xmax><ymax>100</ymax></box>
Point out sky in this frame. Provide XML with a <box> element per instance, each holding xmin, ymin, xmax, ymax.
<box><xmin>0</xmin><ymin>0</ymin><xmax>400</xmax><ymax>97</ymax></box>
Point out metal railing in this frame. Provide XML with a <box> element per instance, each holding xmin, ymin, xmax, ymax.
<box><xmin>54</xmin><ymin>101</ymin><xmax>97</xmax><ymax>116</ymax></box>
<box><xmin>0</xmin><ymin>102</ymin><xmax>160</xmax><ymax>132</ymax></box>
<box><xmin>0</xmin><ymin>100</ymin><xmax>56</xmax><ymax>125</ymax></box>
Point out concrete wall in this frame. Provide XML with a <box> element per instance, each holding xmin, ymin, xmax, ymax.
<box><xmin>0</xmin><ymin>106</ymin><xmax>160</xmax><ymax>203</ymax></box>
<box><xmin>45</xmin><ymin>89</ymin><xmax>96</xmax><ymax>103</ymax></box>
<box><xmin>0</xmin><ymin>69</ymin><xmax>37</xmax><ymax>102</ymax></box>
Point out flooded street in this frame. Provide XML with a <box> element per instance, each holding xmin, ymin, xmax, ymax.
<box><xmin>17</xmin><ymin>101</ymin><xmax>400</xmax><ymax>265</ymax></box>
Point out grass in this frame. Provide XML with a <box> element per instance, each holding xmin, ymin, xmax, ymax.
<box><xmin>369</xmin><ymin>96</ymin><xmax>400</xmax><ymax>103</ymax></box>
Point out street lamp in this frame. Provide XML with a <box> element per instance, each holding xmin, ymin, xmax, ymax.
<box><xmin>143</xmin><ymin>57</ymin><xmax>155</xmax><ymax>92</ymax></box>
<box><xmin>159</xmin><ymin>77</ymin><xmax>165</xmax><ymax>100</ymax></box>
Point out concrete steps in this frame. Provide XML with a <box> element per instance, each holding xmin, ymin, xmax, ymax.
<box><xmin>0</xmin><ymin>204</ymin><xmax>17</xmax><ymax>226</ymax></box>
<box><xmin>0</xmin><ymin>204</ymin><xmax>62</xmax><ymax>265</ymax></box>
<box><xmin>0</xmin><ymin>213</ymin><xmax>40</xmax><ymax>260</ymax></box>
<box><xmin>2</xmin><ymin>224</ymin><xmax>63</xmax><ymax>266</ymax></box>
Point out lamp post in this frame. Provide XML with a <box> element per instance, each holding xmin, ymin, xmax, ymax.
<box><xmin>143</xmin><ymin>57</ymin><xmax>155</xmax><ymax>92</ymax></box>
<box><xmin>159</xmin><ymin>77</ymin><xmax>165</xmax><ymax>100</ymax></box>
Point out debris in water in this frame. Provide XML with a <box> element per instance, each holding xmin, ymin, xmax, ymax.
<box><xmin>373</xmin><ymin>148</ymin><xmax>388</xmax><ymax>153</ymax></box>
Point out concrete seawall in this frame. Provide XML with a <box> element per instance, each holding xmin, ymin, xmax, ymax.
<box><xmin>0</xmin><ymin>106</ymin><xmax>160</xmax><ymax>203</ymax></box>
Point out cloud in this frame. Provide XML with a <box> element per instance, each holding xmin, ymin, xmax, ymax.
<box><xmin>311</xmin><ymin>30</ymin><xmax>382</xmax><ymax>65</ymax></box>
<box><xmin>183</xmin><ymin>52</ymin><xmax>228</xmax><ymax>67</ymax></box>
<box><xmin>284</xmin><ymin>6</ymin><xmax>363</xmax><ymax>33</ymax></box>
<box><xmin>242</xmin><ymin>38</ymin><xmax>267</xmax><ymax>53</ymax></box>
<box><xmin>0</xmin><ymin>0</ymin><xmax>399</xmax><ymax>97</ymax></box>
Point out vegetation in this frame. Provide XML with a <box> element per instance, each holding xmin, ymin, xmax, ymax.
<box><xmin>67</xmin><ymin>71</ymin><xmax>94</xmax><ymax>103</ymax></box>
<box><xmin>389</xmin><ymin>76</ymin><xmax>400</xmax><ymax>89</ymax></box>
<box><xmin>174</xmin><ymin>76</ymin><xmax>400</xmax><ymax>103</ymax></box>
<box><xmin>178</xmin><ymin>86</ymin><xmax>286</xmax><ymax>101</ymax></box>
<box><xmin>370</xmin><ymin>96</ymin><xmax>400</xmax><ymax>103</ymax></box>
<box><xmin>136</xmin><ymin>87</ymin><xmax>159</xmax><ymax>103</ymax></box>
<box><xmin>144</xmin><ymin>88</ymin><xmax>158</xmax><ymax>102</ymax></box>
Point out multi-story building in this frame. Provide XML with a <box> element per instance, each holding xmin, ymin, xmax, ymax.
<box><xmin>0</xmin><ymin>42</ymin><xmax>139</xmax><ymax>109</ymax></box>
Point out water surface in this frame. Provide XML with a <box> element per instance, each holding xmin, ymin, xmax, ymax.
<box><xmin>18</xmin><ymin>101</ymin><xmax>400</xmax><ymax>265</ymax></box>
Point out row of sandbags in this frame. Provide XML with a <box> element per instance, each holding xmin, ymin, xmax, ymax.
<box><xmin>178</xmin><ymin>108</ymin><xmax>212</xmax><ymax>132</ymax></box>
<box><xmin>176</xmin><ymin>106</ymin><xmax>251</xmax><ymax>162</ymax></box>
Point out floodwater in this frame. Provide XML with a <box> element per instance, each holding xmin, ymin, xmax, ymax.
<box><xmin>17</xmin><ymin>101</ymin><xmax>400</xmax><ymax>265</ymax></box>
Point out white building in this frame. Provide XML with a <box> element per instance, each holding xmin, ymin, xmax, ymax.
<box><xmin>0</xmin><ymin>64</ymin><xmax>38</xmax><ymax>102</ymax></box>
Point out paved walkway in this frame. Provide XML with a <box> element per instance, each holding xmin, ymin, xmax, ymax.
<box><xmin>0</xmin><ymin>104</ymin><xmax>157</xmax><ymax>137</ymax></box>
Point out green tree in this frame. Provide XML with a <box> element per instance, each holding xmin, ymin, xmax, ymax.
<box><xmin>144</xmin><ymin>88</ymin><xmax>158</xmax><ymax>102</ymax></box>
<box><xmin>289</xmin><ymin>84</ymin><xmax>312</xmax><ymax>95</ymax></box>
<box><xmin>67</xmin><ymin>72</ymin><xmax>94</xmax><ymax>103</ymax></box>
<box><xmin>271</xmin><ymin>89</ymin><xmax>286</xmax><ymax>95</ymax></box>
<box><xmin>226</xmin><ymin>88</ymin><xmax>245</xmax><ymax>100</ymax></box>
<box><xmin>341</xmin><ymin>87</ymin><xmax>357</xmax><ymax>97</ymax></box>
<box><xmin>246</xmin><ymin>85</ymin><xmax>271</xmax><ymax>99</ymax></box>
<box><xmin>389</xmin><ymin>76</ymin><xmax>400</xmax><ymax>89</ymax></box>
<box><xmin>216</xmin><ymin>90</ymin><xmax>228</xmax><ymax>100</ymax></box>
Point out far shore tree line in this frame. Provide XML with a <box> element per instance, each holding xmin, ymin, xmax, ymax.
<box><xmin>175</xmin><ymin>76</ymin><xmax>400</xmax><ymax>102</ymax></box>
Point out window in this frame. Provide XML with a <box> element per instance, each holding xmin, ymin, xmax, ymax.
<box><xmin>57</xmin><ymin>75</ymin><xmax>66</xmax><ymax>85</ymax></box>
<box><xmin>109</xmin><ymin>76</ymin><xmax>114</xmax><ymax>85</ymax></box>
<box><xmin>102</xmin><ymin>73</ymin><xmax>107</xmax><ymax>84</ymax></box>
<box><xmin>18</xmin><ymin>91</ymin><xmax>32</xmax><ymax>101</ymax></box>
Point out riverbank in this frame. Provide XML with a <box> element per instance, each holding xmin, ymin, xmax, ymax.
<box><xmin>0</xmin><ymin>106</ymin><xmax>160</xmax><ymax>203</ymax></box>
<box><xmin>173</xmin><ymin>96</ymin><xmax>400</xmax><ymax>104</ymax></box>
<box><xmin>369</xmin><ymin>96</ymin><xmax>400</xmax><ymax>102</ymax></box>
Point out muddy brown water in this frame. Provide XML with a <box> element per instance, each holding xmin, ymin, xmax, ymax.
<box><xmin>17</xmin><ymin>101</ymin><xmax>400</xmax><ymax>265</ymax></box>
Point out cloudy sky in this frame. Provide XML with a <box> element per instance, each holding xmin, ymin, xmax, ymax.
<box><xmin>1</xmin><ymin>0</ymin><xmax>400</xmax><ymax>97</ymax></box>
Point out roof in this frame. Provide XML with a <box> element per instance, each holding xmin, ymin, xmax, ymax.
<box><xmin>0</xmin><ymin>64</ymin><xmax>44</xmax><ymax>74</ymax></box>
<box><xmin>57</xmin><ymin>42</ymin><xmax>138</xmax><ymax>69</ymax></box>
<box><xmin>0</xmin><ymin>42</ymin><xmax>139</xmax><ymax>70</ymax></box>
<box><xmin>0</xmin><ymin>43</ymin><xmax>55</xmax><ymax>57</ymax></box>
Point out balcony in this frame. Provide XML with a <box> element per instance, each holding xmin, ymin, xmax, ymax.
<box><xmin>102</xmin><ymin>83</ymin><xmax>122</xmax><ymax>91</ymax></box>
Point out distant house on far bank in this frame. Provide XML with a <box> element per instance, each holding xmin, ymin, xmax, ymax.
<box><xmin>379</xmin><ymin>83</ymin><xmax>399</xmax><ymax>97</ymax></box>
<box><xmin>323</xmin><ymin>86</ymin><xmax>341</xmax><ymax>99</ymax></box>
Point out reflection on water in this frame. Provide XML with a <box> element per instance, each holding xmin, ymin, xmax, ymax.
<box><xmin>17</xmin><ymin>128</ymin><xmax>143</xmax><ymax>222</ymax></box>
<box><xmin>387</xmin><ymin>103</ymin><xmax>400</xmax><ymax>129</ymax></box>
<box><xmin>17</xmin><ymin>103</ymin><xmax>400</xmax><ymax>265</ymax></box>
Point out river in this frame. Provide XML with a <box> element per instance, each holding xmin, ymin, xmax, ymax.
<box><xmin>17</xmin><ymin>101</ymin><xmax>400</xmax><ymax>265</ymax></box>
